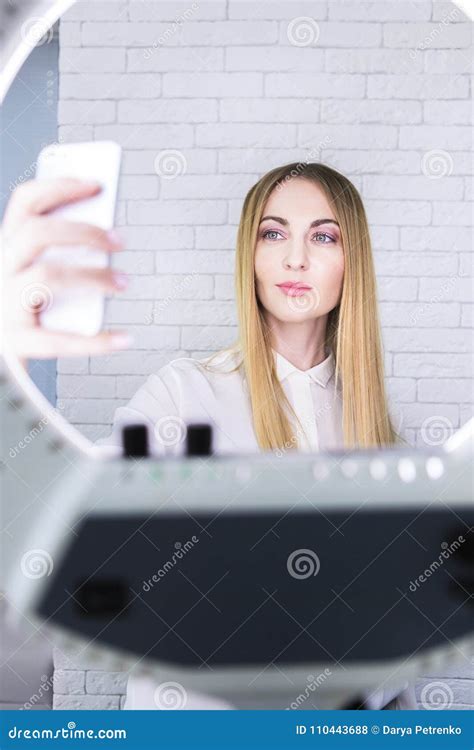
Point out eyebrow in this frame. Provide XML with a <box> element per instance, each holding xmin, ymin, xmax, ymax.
<box><xmin>259</xmin><ymin>215</ymin><xmax>340</xmax><ymax>229</ymax></box>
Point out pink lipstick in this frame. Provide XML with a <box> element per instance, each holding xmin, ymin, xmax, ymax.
<box><xmin>276</xmin><ymin>282</ymin><xmax>313</xmax><ymax>297</ymax></box>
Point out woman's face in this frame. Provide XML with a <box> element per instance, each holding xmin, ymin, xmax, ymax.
<box><xmin>254</xmin><ymin>178</ymin><xmax>345</xmax><ymax>323</ymax></box>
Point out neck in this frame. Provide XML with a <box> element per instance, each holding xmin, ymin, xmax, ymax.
<box><xmin>264</xmin><ymin>312</ymin><xmax>329</xmax><ymax>371</ymax></box>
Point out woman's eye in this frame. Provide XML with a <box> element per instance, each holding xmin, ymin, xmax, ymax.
<box><xmin>261</xmin><ymin>229</ymin><xmax>336</xmax><ymax>243</ymax></box>
<box><xmin>313</xmin><ymin>232</ymin><xmax>335</xmax><ymax>243</ymax></box>
<box><xmin>262</xmin><ymin>229</ymin><xmax>283</xmax><ymax>241</ymax></box>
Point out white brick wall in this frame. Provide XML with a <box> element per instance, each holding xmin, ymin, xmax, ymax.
<box><xmin>52</xmin><ymin>648</ymin><xmax>474</xmax><ymax>712</ymax></box>
<box><xmin>55</xmin><ymin>0</ymin><xmax>473</xmax><ymax>449</ymax></box>
<box><xmin>53</xmin><ymin>0</ymin><xmax>472</xmax><ymax>705</ymax></box>
<box><xmin>52</xmin><ymin>649</ymin><xmax>126</xmax><ymax>710</ymax></box>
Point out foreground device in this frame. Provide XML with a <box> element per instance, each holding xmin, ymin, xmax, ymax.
<box><xmin>5</xmin><ymin>410</ymin><xmax>473</xmax><ymax>709</ymax></box>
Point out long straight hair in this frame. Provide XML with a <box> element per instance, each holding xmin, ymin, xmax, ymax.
<box><xmin>204</xmin><ymin>162</ymin><xmax>399</xmax><ymax>451</ymax></box>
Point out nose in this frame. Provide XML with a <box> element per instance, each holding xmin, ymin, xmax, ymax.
<box><xmin>282</xmin><ymin>241</ymin><xmax>309</xmax><ymax>271</ymax></box>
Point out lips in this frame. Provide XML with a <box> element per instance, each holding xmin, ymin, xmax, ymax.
<box><xmin>276</xmin><ymin>282</ymin><xmax>313</xmax><ymax>297</ymax></box>
<box><xmin>277</xmin><ymin>282</ymin><xmax>312</xmax><ymax>290</ymax></box>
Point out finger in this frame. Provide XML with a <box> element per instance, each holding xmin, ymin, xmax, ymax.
<box><xmin>13</xmin><ymin>266</ymin><xmax>129</xmax><ymax>313</ymax></box>
<box><xmin>6</xmin><ymin>216</ymin><xmax>123</xmax><ymax>273</ymax></box>
<box><xmin>3</xmin><ymin>328</ymin><xmax>133</xmax><ymax>359</ymax></box>
<box><xmin>3</xmin><ymin>178</ymin><xmax>102</xmax><ymax>230</ymax></box>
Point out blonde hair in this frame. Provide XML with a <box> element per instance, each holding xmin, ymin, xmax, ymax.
<box><xmin>204</xmin><ymin>162</ymin><xmax>399</xmax><ymax>452</ymax></box>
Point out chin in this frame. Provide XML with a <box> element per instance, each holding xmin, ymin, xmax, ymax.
<box><xmin>268</xmin><ymin>306</ymin><xmax>319</xmax><ymax>324</ymax></box>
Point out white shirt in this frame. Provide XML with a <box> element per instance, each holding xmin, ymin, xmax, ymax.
<box><xmin>96</xmin><ymin>348</ymin><xmax>343</xmax><ymax>455</ymax></box>
<box><xmin>96</xmin><ymin>350</ymin><xmax>415</xmax><ymax>710</ymax></box>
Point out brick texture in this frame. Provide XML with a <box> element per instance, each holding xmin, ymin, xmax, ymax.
<box><xmin>55</xmin><ymin>0</ymin><xmax>473</xmax><ymax>448</ymax></box>
<box><xmin>53</xmin><ymin>0</ymin><xmax>472</xmax><ymax>709</ymax></box>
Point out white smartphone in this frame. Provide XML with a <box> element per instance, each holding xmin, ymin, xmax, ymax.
<box><xmin>35</xmin><ymin>141</ymin><xmax>122</xmax><ymax>336</ymax></box>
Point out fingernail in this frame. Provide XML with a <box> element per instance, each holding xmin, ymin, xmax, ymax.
<box><xmin>113</xmin><ymin>272</ymin><xmax>129</xmax><ymax>289</ymax></box>
<box><xmin>111</xmin><ymin>333</ymin><xmax>133</xmax><ymax>349</ymax></box>
<box><xmin>108</xmin><ymin>229</ymin><xmax>123</xmax><ymax>247</ymax></box>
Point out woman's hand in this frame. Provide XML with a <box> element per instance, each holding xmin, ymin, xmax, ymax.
<box><xmin>1</xmin><ymin>177</ymin><xmax>132</xmax><ymax>360</ymax></box>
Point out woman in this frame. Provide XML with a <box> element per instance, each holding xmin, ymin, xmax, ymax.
<box><xmin>97</xmin><ymin>162</ymin><xmax>398</xmax><ymax>458</ymax></box>
<box><xmin>2</xmin><ymin>161</ymin><xmax>415</xmax><ymax>709</ymax></box>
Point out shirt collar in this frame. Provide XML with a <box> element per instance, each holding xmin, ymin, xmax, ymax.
<box><xmin>272</xmin><ymin>348</ymin><xmax>335</xmax><ymax>388</ymax></box>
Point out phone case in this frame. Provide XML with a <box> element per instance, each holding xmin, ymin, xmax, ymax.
<box><xmin>35</xmin><ymin>141</ymin><xmax>122</xmax><ymax>336</ymax></box>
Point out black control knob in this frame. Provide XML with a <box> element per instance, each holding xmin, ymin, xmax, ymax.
<box><xmin>122</xmin><ymin>424</ymin><xmax>149</xmax><ymax>458</ymax></box>
<box><xmin>186</xmin><ymin>423</ymin><xmax>213</xmax><ymax>457</ymax></box>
